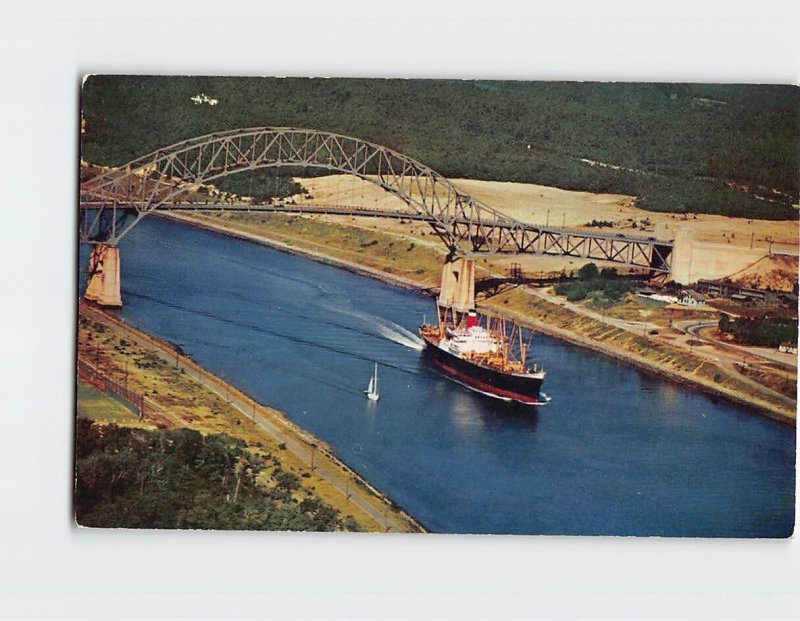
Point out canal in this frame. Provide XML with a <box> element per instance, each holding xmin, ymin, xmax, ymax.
<box><xmin>79</xmin><ymin>217</ymin><xmax>796</xmax><ymax>536</ymax></box>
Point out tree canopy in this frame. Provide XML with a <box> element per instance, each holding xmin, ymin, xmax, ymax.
<box><xmin>81</xmin><ymin>77</ymin><xmax>799</xmax><ymax>220</ymax></box>
<box><xmin>75</xmin><ymin>420</ymin><xmax>356</xmax><ymax>531</ymax></box>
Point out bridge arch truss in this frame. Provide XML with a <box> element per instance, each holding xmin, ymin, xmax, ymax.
<box><xmin>80</xmin><ymin>127</ymin><xmax>672</xmax><ymax>273</ymax></box>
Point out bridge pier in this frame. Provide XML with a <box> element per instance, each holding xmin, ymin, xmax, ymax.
<box><xmin>84</xmin><ymin>244</ymin><xmax>122</xmax><ymax>307</ymax></box>
<box><xmin>438</xmin><ymin>257</ymin><xmax>475</xmax><ymax>312</ymax></box>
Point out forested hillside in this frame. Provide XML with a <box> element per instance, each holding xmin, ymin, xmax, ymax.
<box><xmin>81</xmin><ymin>77</ymin><xmax>799</xmax><ymax>219</ymax></box>
<box><xmin>75</xmin><ymin>420</ymin><xmax>355</xmax><ymax>531</ymax></box>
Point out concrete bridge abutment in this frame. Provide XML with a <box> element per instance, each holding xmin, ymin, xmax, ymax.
<box><xmin>669</xmin><ymin>228</ymin><xmax>771</xmax><ymax>285</ymax></box>
<box><xmin>84</xmin><ymin>244</ymin><xmax>122</xmax><ymax>307</ymax></box>
<box><xmin>438</xmin><ymin>257</ymin><xmax>475</xmax><ymax>312</ymax></box>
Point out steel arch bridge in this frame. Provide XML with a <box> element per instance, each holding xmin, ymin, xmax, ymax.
<box><xmin>79</xmin><ymin>127</ymin><xmax>673</xmax><ymax>273</ymax></box>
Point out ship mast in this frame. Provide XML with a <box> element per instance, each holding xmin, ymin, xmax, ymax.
<box><xmin>501</xmin><ymin>317</ymin><xmax>509</xmax><ymax>366</ymax></box>
<box><xmin>520</xmin><ymin>329</ymin><xmax>533</xmax><ymax>372</ymax></box>
<box><xmin>508</xmin><ymin>323</ymin><xmax>518</xmax><ymax>367</ymax></box>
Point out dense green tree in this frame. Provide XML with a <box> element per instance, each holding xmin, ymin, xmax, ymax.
<box><xmin>577</xmin><ymin>263</ymin><xmax>600</xmax><ymax>281</ymax></box>
<box><xmin>81</xmin><ymin>78</ymin><xmax>799</xmax><ymax>220</ymax></box>
<box><xmin>74</xmin><ymin>421</ymin><xmax>348</xmax><ymax>532</ymax></box>
<box><xmin>718</xmin><ymin>316</ymin><xmax>798</xmax><ymax>348</ymax></box>
<box><xmin>554</xmin><ymin>266</ymin><xmax>641</xmax><ymax>307</ymax></box>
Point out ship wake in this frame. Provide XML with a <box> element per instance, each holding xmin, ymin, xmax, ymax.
<box><xmin>328</xmin><ymin>305</ymin><xmax>425</xmax><ymax>351</ymax></box>
<box><xmin>376</xmin><ymin>324</ymin><xmax>425</xmax><ymax>351</ymax></box>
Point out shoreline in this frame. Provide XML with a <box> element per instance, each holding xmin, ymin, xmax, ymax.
<box><xmin>78</xmin><ymin>299</ymin><xmax>428</xmax><ymax>533</ymax></box>
<box><xmin>155</xmin><ymin>212</ymin><xmax>440</xmax><ymax>295</ymax></box>
<box><xmin>158</xmin><ymin>211</ymin><xmax>796</xmax><ymax>428</ymax></box>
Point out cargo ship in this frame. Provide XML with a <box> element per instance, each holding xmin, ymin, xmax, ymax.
<box><xmin>419</xmin><ymin>308</ymin><xmax>546</xmax><ymax>405</ymax></box>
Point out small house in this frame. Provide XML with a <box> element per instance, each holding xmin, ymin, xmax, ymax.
<box><xmin>678</xmin><ymin>289</ymin><xmax>706</xmax><ymax>307</ymax></box>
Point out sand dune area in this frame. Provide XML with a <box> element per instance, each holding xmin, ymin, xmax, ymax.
<box><xmin>294</xmin><ymin>174</ymin><xmax>798</xmax><ymax>258</ymax></box>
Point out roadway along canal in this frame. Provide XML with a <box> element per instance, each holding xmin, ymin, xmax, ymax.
<box><xmin>79</xmin><ymin>217</ymin><xmax>795</xmax><ymax>536</ymax></box>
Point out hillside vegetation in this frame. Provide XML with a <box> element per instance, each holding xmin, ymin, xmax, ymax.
<box><xmin>554</xmin><ymin>263</ymin><xmax>641</xmax><ymax>307</ymax></box>
<box><xmin>719</xmin><ymin>315</ymin><xmax>799</xmax><ymax>348</ymax></box>
<box><xmin>75</xmin><ymin>419</ymin><xmax>355</xmax><ymax>531</ymax></box>
<box><xmin>81</xmin><ymin>77</ymin><xmax>798</xmax><ymax>219</ymax></box>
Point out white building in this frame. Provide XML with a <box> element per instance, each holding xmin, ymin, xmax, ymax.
<box><xmin>678</xmin><ymin>289</ymin><xmax>706</xmax><ymax>307</ymax></box>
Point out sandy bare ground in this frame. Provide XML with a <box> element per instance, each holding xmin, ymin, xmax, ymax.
<box><xmin>294</xmin><ymin>174</ymin><xmax>633</xmax><ymax>228</ymax></box>
<box><xmin>292</xmin><ymin>174</ymin><xmax>799</xmax><ymax>278</ymax></box>
<box><xmin>727</xmin><ymin>254</ymin><xmax>799</xmax><ymax>292</ymax></box>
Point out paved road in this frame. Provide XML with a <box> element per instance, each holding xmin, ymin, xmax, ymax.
<box><xmin>670</xmin><ymin>319</ymin><xmax>797</xmax><ymax>408</ymax></box>
<box><xmin>674</xmin><ymin>319</ymin><xmax>797</xmax><ymax>371</ymax></box>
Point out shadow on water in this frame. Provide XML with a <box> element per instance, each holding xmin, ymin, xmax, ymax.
<box><xmin>411</xmin><ymin>321</ymin><xmax>547</xmax><ymax>442</ymax></box>
<box><xmin>416</xmin><ymin>356</ymin><xmax>541</xmax><ymax>435</ymax></box>
<box><xmin>477</xmin><ymin>399</ymin><xmax>541</xmax><ymax>435</ymax></box>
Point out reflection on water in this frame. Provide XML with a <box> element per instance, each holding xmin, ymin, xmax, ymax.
<box><xmin>480</xmin><ymin>401</ymin><xmax>541</xmax><ymax>436</ymax></box>
<box><xmin>78</xmin><ymin>217</ymin><xmax>796</xmax><ymax>536</ymax></box>
<box><xmin>449</xmin><ymin>391</ymin><xmax>485</xmax><ymax>431</ymax></box>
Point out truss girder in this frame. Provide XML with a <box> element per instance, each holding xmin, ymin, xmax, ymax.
<box><xmin>80</xmin><ymin>127</ymin><xmax>672</xmax><ymax>272</ymax></box>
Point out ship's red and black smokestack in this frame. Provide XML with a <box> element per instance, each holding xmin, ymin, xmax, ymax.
<box><xmin>467</xmin><ymin>310</ymin><xmax>478</xmax><ymax>328</ymax></box>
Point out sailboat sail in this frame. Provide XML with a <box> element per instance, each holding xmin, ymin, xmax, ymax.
<box><xmin>365</xmin><ymin>363</ymin><xmax>379</xmax><ymax>401</ymax></box>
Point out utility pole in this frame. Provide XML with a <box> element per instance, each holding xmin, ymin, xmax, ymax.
<box><xmin>310</xmin><ymin>443</ymin><xmax>317</xmax><ymax>471</ymax></box>
<box><xmin>220</xmin><ymin>372</ymin><xmax>229</xmax><ymax>402</ymax></box>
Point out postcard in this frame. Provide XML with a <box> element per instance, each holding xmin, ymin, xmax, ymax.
<box><xmin>76</xmin><ymin>76</ymin><xmax>797</xmax><ymax>536</ymax></box>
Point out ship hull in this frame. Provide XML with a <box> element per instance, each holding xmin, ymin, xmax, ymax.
<box><xmin>420</xmin><ymin>334</ymin><xmax>545</xmax><ymax>405</ymax></box>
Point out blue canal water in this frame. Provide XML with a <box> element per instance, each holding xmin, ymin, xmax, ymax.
<box><xmin>79</xmin><ymin>218</ymin><xmax>796</xmax><ymax>536</ymax></box>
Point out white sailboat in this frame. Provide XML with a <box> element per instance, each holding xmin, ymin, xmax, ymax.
<box><xmin>364</xmin><ymin>363</ymin><xmax>380</xmax><ymax>401</ymax></box>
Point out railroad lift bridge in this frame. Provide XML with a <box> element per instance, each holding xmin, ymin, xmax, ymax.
<box><xmin>79</xmin><ymin>127</ymin><xmax>674</xmax><ymax>310</ymax></box>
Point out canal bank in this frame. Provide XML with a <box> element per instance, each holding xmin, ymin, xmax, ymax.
<box><xmin>159</xmin><ymin>211</ymin><xmax>796</xmax><ymax>427</ymax></box>
<box><xmin>78</xmin><ymin>300</ymin><xmax>427</xmax><ymax>533</ymax></box>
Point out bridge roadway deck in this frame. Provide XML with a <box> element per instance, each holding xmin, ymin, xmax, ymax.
<box><xmin>80</xmin><ymin>199</ymin><xmax>674</xmax><ymax>269</ymax></box>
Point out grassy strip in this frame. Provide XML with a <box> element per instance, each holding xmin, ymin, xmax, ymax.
<box><xmin>77</xmin><ymin>381</ymin><xmax>155</xmax><ymax>429</ymax></box>
<box><xmin>473</xmin><ymin>287</ymin><xmax>795</xmax><ymax>422</ymax></box>
<box><xmin>735</xmin><ymin>365</ymin><xmax>797</xmax><ymax>400</ymax></box>
<box><xmin>199</xmin><ymin>211</ymin><xmax>445</xmax><ymax>287</ymax></box>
